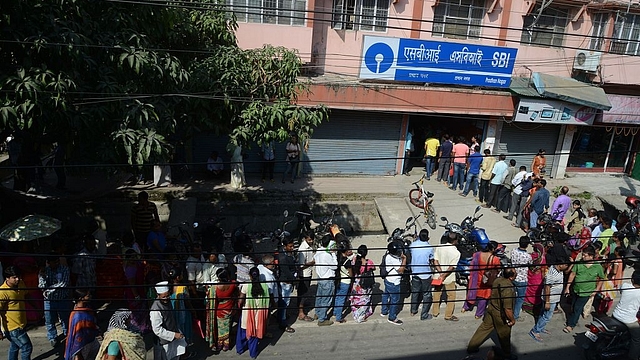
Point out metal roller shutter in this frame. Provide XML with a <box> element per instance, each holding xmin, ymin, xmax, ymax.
<box><xmin>304</xmin><ymin>110</ymin><xmax>402</xmax><ymax>175</ymax></box>
<box><xmin>497</xmin><ymin>122</ymin><xmax>560</xmax><ymax>174</ymax></box>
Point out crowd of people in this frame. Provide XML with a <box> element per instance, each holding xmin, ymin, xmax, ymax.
<box><xmin>2</xmin><ymin>150</ymin><xmax>640</xmax><ymax>360</ymax></box>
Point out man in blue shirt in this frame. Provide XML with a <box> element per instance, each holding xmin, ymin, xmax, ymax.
<box><xmin>484</xmin><ymin>154</ymin><xmax>508</xmax><ymax>210</ymax></box>
<box><xmin>530</xmin><ymin>179</ymin><xmax>550</xmax><ymax>229</ymax></box>
<box><xmin>409</xmin><ymin>229</ymin><xmax>435</xmax><ymax>320</ymax></box>
<box><xmin>459</xmin><ymin>145</ymin><xmax>483</xmax><ymax>197</ymax></box>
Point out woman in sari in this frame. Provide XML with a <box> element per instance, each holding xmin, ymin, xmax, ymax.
<box><xmin>65</xmin><ymin>289</ymin><xmax>99</xmax><ymax>360</ymax></box>
<box><xmin>531</xmin><ymin>149</ymin><xmax>546</xmax><ymax>177</ymax></box>
<box><xmin>463</xmin><ymin>241</ymin><xmax>501</xmax><ymax>319</ymax></box>
<box><xmin>237</xmin><ymin>267</ymin><xmax>270</xmax><ymax>359</ymax></box>
<box><xmin>350</xmin><ymin>245</ymin><xmax>375</xmax><ymax>323</ymax></box>
<box><xmin>97</xmin><ymin>309</ymin><xmax>146</xmax><ymax>360</ymax></box>
<box><xmin>122</xmin><ymin>249</ymin><xmax>150</xmax><ymax>334</ymax></box>
<box><xmin>522</xmin><ymin>243</ymin><xmax>546</xmax><ymax>318</ymax></box>
<box><xmin>168</xmin><ymin>267</ymin><xmax>195</xmax><ymax>344</ymax></box>
<box><xmin>206</xmin><ymin>268</ymin><xmax>237</xmax><ymax>352</ymax></box>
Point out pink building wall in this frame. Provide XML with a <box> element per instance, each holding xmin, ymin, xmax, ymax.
<box><xmin>234</xmin><ymin>0</ymin><xmax>639</xmax><ymax>85</ymax></box>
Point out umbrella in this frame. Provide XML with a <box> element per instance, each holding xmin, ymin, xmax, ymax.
<box><xmin>0</xmin><ymin>214</ymin><xmax>62</xmax><ymax>242</ymax></box>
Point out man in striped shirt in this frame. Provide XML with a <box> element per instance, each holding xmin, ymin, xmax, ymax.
<box><xmin>131</xmin><ymin>191</ymin><xmax>159</xmax><ymax>248</ymax></box>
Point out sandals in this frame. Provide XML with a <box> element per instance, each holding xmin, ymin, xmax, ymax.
<box><xmin>529</xmin><ymin>330</ymin><xmax>543</xmax><ymax>343</ymax></box>
<box><xmin>563</xmin><ymin>326</ymin><xmax>573</xmax><ymax>333</ymax></box>
<box><xmin>298</xmin><ymin>315</ymin><xmax>314</xmax><ymax>322</ymax></box>
<box><xmin>475</xmin><ymin>316</ymin><xmax>482</xmax><ymax>320</ymax></box>
<box><xmin>542</xmin><ymin>329</ymin><xmax>551</xmax><ymax>335</ymax></box>
<box><xmin>444</xmin><ymin>316</ymin><xmax>459</xmax><ymax>322</ymax></box>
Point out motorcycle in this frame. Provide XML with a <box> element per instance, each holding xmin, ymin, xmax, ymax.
<box><xmin>617</xmin><ymin>195</ymin><xmax>640</xmax><ymax>246</ymax></box>
<box><xmin>387</xmin><ymin>214</ymin><xmax>421</xmax><ymax>252</ymax></box>
<box><xmin>440</xmin><ymin>206</ymin><xmax>491</xmax><ymax>287</ymax></box>
<box><xmin>583</xmin><ymin>314</ymin><xmax>632</xmax><ymax>360</ymax></box>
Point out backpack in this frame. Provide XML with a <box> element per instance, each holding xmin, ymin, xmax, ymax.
<box><xmin>379</xmin><ymin>252</ymin><xmax>389</xmax><ymax>279</ymax></box>
<box><xmin>481</xmin><ymin>255</ymin><xmax>499</xmax><ymax>287</ymax></box>
<box><xmin>520</xmin><ymin>178</ymin><xmax>534</xmax><ymax>197</ymax></box>
<box><xmin>359</xmin><ymin>268</ymin><xmax>375</xmax><ymax>289</ymax></box>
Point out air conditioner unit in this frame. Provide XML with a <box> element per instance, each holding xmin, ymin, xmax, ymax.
<box><xmin>573</xmin><ymin>49</ymin><xmax>602</xmax><ymax>73</ymax></box>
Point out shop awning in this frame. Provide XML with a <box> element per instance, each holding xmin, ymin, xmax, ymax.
<box><xmin>600</xmin><ymin>94</ymin><xmax>640</xmax><ymax>124</ymax></box>
<box><xmin>532</xmin><ymin>72</ymin><xmax>612</xmax><ymax>111</ymax></box>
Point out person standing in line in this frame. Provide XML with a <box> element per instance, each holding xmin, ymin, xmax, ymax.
<box><xmin>277</xmin><ymin>238</ymin><xmax>297</xmax><ymax>332</ymax></box>
<box><xmin>510</xmin><ymin>237</ymin><xmax>532</xmax><ymax>321</ymax></box>
<box><xmin>296</xmin><ymin>231</ymin><xmax>316</xmax><ymax>322</ymax></box>
<box><xmin>257</xmin><ymin>255</ymin><xmax>279</xmax><ymax>327</ymax></box>
<box><xmin>484</xmin><ymin>154</ymin><xmax>507</xmax><ymax>211</ymax></box>
<box><xmin>463</xmin><ymin>242</ymin><xmax>501</xmax><ymax>318</ymax></box>
<box><xmin>460</xmin><ymin>145</ymin><xmax>483</xmax><ymax>198</ymax></box>
<box><xmin>38</xmin><ymin>252</ymin><xmax>71</xmax><ymax>348</ymax></box>
<box><xmin>282</xmin><ymin>133</ymin><xmax>301</xmax><ymax>184</ymax></box>
<box><xmin>403</xmin><ymin>129</ymin><xmax>414</xmax><ymax>176</ymax></box>
<box><xmin>185</xmin><ymin>243</ymin><xmax>206</xmax><ymax>333</ymax></box>
<box><xmin>450</xmin><ymin>137</ymin><xmax>470</xmax><ymax>191</ymax></box>
<box><xmin>478</xmin><ymin>149</ymin><xmax>496</xmax><ymax>204</ymax></box>
<box><xmin>431</xmin><ymin>232</ymin><xmax>461</xmax><ymax>321</ymax></box>
<box><xmin>465</xmin><ymin>268</ymin><xmax>518</xmax><ymax>360</ymax></box>
<box><xmin>314</xmin><ymin>236</ymin><xmax>338</xmax><ymax>326</ymax></box>
<box><xmin>437</xmin><ymin>134</ymin><xmax>453</xmax><ymax>184</ymax></box>
<box><xmin>529</xmin><ymin>179</ymin><xmax>550</xmax><ymax>230</ymax></box>
<box><xmin>334</xmin><ymin>243</ymin><xmax>354</xmax><ymax>324</ymax></box>
<box><xmin>150</xmin><ymin>281</ymin><xmax>190</xmax><ymax>360</ymax></box>
<box><xmin>469</xmin><ymin>136</ymin><xmax>480</xmax><ymax>155</ymax></box>
<box><xmin>409</xmin><ymin>229</ymin><xmax>435</xmax><ymax>320</ymax></box>
<box><xmin>236</xmin><ymin>267</ymin><xmax>270</xmax><ymax>359</ymax></box>
<box><xmin>504</xmin><ymin>167</ymin><xmax>528</xmax><ymax>222</ymax></box>
<box><xmin>71</xmin><ymin>234</ymin><xmax>106</xmax><ymax>292</ymax></box>
<box><xmin>551</xmin><ymin>186</ymin><xmax>572</xmax><ymax>224</ymax></box>
<box><xmin>562</xmin><ymin>245</ymin><xmax>605</xmax><ymax>333</ymax></box>
<box><xmin>529</xmin><ymin>258</ymin><xmax>570</xmax><ymax>342</ymax></box>
<box><xmin>260</xmin><ymin>140</ymin><xmax>275</xmax><ymax>183</ymax></box>
<box><xmin>0</xmin><ymin>266</ymin><xmax>32</xmax><ymax>360</ymax></box>
<box><xmin>350</xmin><ymin>245</ymin><xmax>375</xmax><ymax>323</ymax></box>
<box><xmin>64</xmin><ymin>289</ymin><xmax>99</xmax><ymax>360</ymax></box>
<box><xmin>381</xmin><ymin>241</ymin><xmax>408</xmax><ymax>325</ymax></box>
<box><xmin>424</xmin><ymin>134</ymin><xmax>440</xmax><ymax>180</ymax></box>
<box><xmin>496</xmin><ymin>159</ymin><xmax>517</xmax><ymax>214</ymax></box>
<box><xmin>612</xmin><ymin>270</ymin><xmax>640</xmax><ymax>360</ymax></box>
<box><xmin>531</xmin><ymin>149</ymin><xmax>547</xmax><ymax>177</ymax></box>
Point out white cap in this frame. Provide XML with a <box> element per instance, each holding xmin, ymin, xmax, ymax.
<box><xmin>155</xmin><ymin>281</ymin><xmax>170</xmax><ymax>295</ymax></box>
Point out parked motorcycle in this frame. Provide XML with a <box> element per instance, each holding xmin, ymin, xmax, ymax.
<box><xmin>583</xmin><ymin>314</ymin><xmax>632</xmax><ymax>360</ymax></box>
<box><xmin>199</xmin><ymin>216</ymin><xmax>227</xmax><ymax>253</ymax></box>
<box><xmin>387</xmin><ymin>214</ymin><xmax>421</xmax><ymax>254</ymax></box>
<box><xmin>440</xmin><ymin>206</ymin><xmax>490</xmax><ymax>287</ymax></box>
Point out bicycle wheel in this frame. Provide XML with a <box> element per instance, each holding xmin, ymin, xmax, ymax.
<box><xmin>408</xmin><ymin>189</ymin><xmax>423</xmax><ymax>208</ymax></box>
<box><xmin>426</xmin><ymin>204</ymin><xmax>437</xmax><ymax>230</ymax></box>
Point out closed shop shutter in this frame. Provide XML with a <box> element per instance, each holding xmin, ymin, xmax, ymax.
<box><xmin>304</xmin><ymin>110</ymin><xmax>402</xmax><ymax>175</ymax></box>
<box><xmin>497</xmin><ymin>122</ymin><xmax>560</xmax><ymax>174</ymax></box>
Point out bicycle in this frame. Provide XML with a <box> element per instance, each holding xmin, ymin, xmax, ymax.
<box><xmin>408</xmin><ymin>174</ymin><xmax>437</xmax><ymax>230</ymax></box>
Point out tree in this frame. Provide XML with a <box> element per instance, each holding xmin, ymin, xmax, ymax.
<box><xmin>0</xmin><ymin>0</ymin><xmax>326</xmax><ymax>183</ymax></box>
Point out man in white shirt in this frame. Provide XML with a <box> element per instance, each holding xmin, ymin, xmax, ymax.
<box><xmin>206</xmin><ymin>151</ymin><xmax>224</xmax><ymax>178</ymax></box>
<box><xmin>612</xmin><ymin>270</ymin><xmax>640</xmax><ymax>360</ymax></box>
<box><xmin>381</xmin><ymin>241</ymin><xmax>407</xmax><ymax>325</ymax></box>
<box><xmin>505</xmin><ymin>167</ymin><xmax>528</xmax><ymax>222</ymax></box>
<box><xmin>257</xmin><ymin>254</ymin><xmax>278</xmax><ymax>304</ymax></box>
<box><xmin>313</xmin><ymin>236</ymin><xmax>338</xmax><ymax>326</ymax></box>
<box><xmin>432</xmin><ymin>233</ymin><xmax>461</xmax><ymax>320</ymax></box>
<box><xmin>297</xmin><ymin>231</ymin><xmax>316</xmax><ymax>321</ymax></box>
<box><xmin>150</xmin><ymin>281</ymin><xmax>188</xmax><ymax>360</ymax></box>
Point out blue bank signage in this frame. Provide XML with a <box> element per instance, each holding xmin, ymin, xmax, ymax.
<box><xmin>359</xmin><ymin>35</ymin><xmax>518</xmax><ymax>88</ymax></box>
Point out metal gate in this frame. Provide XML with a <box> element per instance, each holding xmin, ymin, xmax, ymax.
<box><xmin>497</xmin><ymin>122</ymin><xmax>560</xmax><ymax>174</ymax></box>
<box><xmin>303</xmin><ymin>110</ymin><xmax>403</xmax><ymax>175</ymax></box>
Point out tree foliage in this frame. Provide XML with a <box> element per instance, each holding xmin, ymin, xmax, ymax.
<box><xmin>0</xmin><ymin>0</ymin><xmax>326</xmax><ymax>170</ymax></box>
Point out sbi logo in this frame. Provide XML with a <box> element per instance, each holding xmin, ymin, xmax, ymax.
<box><xmin>491</xmin><ymin>52</ymin><xmax>512</xmax><ymax>68</ymax></box>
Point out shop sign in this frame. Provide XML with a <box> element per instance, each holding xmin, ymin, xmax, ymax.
<box><xmin>514</xmin><ymin>99</ymin><xmax>596</xmax><ymax>125</ymax></box>
<box><xmin>359</xmin><ymin>35</ymin><xmax>518</xmax><ymax>88</ymax></box>
<box><xmin>600</xmin><ymin>95</ymin><xmax>640</xmax><ymax>124</ymax></box>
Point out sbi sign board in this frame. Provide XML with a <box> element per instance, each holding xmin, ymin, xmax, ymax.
<box><xmin>359</xmin><ymin>35</ymin><xmax>518</xmax><ymax>88</ymax></box>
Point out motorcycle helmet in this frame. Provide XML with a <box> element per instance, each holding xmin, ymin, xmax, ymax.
<box><xmin>387</xmin><ymin>241</ymin><xmax>403</xmax><ymax>256</ymax></box>
<box><xmin>626</xmin><ymin>196</ymin><xmax>640</xmax><ymax>210</ymax></box>
<box><xmin>448</xmin><ymin>223</ymin><xmax>463</xmax><ymax>236</ymax></box>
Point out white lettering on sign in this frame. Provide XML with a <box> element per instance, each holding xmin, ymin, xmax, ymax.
<box><xmin>491</xmin><ymin>52</ymin><xmax>511</xmax><ymax>68</ymax></box>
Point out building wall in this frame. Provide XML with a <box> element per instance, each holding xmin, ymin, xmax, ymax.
<box><xmin>233</xmin><ymin>0</ymin><xmax>640</xmax><ymax>85</ymax></box>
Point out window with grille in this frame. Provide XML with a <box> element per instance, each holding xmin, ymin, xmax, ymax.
<box><xmin>520</xmin><ymin>6</ymin><xmax>569</xmax><ymax>47</ymax></box>
<box><xmin>432</xmin><ymin>0</ymin><xmax>484</xmax><ymax>40</ymax></box>
<box><xmin>332</xmin><ymin>0</ymin><xmax>389</xmax><ymax>32</ymax></box>
<box><xmin>229</xmin><ymin>0</ymin><xmax>306</xmax><ymax>26</ymax></box>
<box><xmin>588</xmin><ymin>13</ymin><xmax>609</xmax><ymax>51</ymax></box>
<box><xmin>611</xmin><ymin>13</ymin><xmax>640</xmax><ymax>55</ymax></box>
